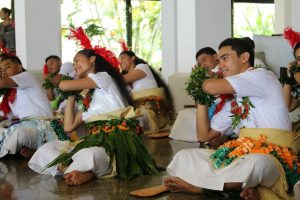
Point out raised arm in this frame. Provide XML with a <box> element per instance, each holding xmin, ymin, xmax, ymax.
<box><xmin>59</xmin><ymin>77</ymin><xmax>97</xmax><ymax>91</ymax></box>
<box><xmin>123</xmin><ymin>68</ymin><xmax>146</xmax><ymax>84</ymax></box>
<box><xmin>0</xmin><ymin>78</ymin><xmax>18</xmax><ymax>88</ymax></box>
<box><xmin>202</xmin><ymin>78</ymin><xmax>235</xmax><ymax>95</ymax></box>
<box><xmin>63</xmin><ymin>96</ymin><xmax>84</xmax><ymax>132</ymax></box>
<box><xmin>196</xmin><ymin>104</ymin><xmax>221</xmax><ymax>142</ymax></box>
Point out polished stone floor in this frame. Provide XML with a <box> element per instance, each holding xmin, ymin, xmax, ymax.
<box><xmin>0</xmin><ymin>137</ymin><xmax>240</xmax><ymax>200</ymax></box>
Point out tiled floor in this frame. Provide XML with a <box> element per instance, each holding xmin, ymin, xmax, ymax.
<box><xmin>0</xmin><ymin>137</ymin><xmax>239</xmax><ymax>200</ymax></box>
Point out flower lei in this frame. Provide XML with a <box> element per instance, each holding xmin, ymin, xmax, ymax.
<box><xmin>185</xmin><ymin>65</ymin><xmax>221</xmax><ymax>107</ymax></box>
<box><xmin>230</xmin><ymin>97</ymin><xmax>255</xmax><ymax>129</ymax></box>
<box><xmin>80</xmin><ymin>89</ymin><xmax>95</xmax><ymax>112</ymax></box>
<box><xmin>0</xmin><ymin>88</ymin><xmax>17</xmax><ymax>117</ymax></box>
<box><xmin>42</xmin><ymin>73</ymin><xmax>56</xmax><ymax>89</ymax></box>
<box><xmin>210</xmin><ymin>134</ymin><xmax>300</xmax><ymax>189</ymax></box>
<box><xmin>85</xmin><ymin>118</ymin><xmax>143</xmax><ymax>135</ymax></box>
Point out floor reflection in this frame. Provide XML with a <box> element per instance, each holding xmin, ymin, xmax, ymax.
<box><xmin>0</xmin><ymin>136</ymin><xmax>228</xmax><ymax>200</ymax></box>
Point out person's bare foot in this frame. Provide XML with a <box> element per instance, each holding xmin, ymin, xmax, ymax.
<box><xmin>19</xmin><ymin>147</ymin><xmax>35</xmax><ymax>158</ymax></box>
<box><xmin>240</xmin><ymin>187</ymin><xmax>260</xmax><ymax>200</ymax></box>
<box><xmin>63</xmin><ymin>170</ymin><xmax>95</xmax><ymax>186</ymax></box>
<box><xmin>164</xmin><ymin>177</ymin><xmax>202</xmax><ymax>193</ymax></box>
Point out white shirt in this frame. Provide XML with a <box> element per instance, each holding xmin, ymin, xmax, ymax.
<box><xmin>131</xmin><ymin>64</ymin><xmax>158</xmax><ymax>92</ymax></box>
<box><xmin>82</xmin><ymin>72</ymin><xmax>127</xmax><ymax>121</ymax></box>
<box><xmin>211</xmin><ymin>68</ymin><xmax>291</xmax><ymax>135</ymax></box>
<box><xmin>10</xmin><ymin>71</ymin><xmax>53</xmax><ymax>118</ymax></box>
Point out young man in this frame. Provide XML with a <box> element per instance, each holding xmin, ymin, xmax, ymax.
<box><xmin>166</xmin><ymin>38</ymin><xmax>291</xmax><ymax>198</ymax></box>
<box><xmin>169</xmin><ymin>47</ymin><xmax>220</xmax><ymax>142</ymax></box>
<box><xmin>195</xmin><ymin>47</ymin><xmax>219</xmax><ymax>71</ymax></box>
<box><xmin>133</xmin><ymin>38</ymin><xmax>292</xmax><ymax>199</ymax></box>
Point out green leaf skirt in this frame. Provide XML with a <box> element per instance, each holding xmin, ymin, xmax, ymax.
<box><xmin>45</xmin><ymin>118</ymin><xmax>158</xmax><ymax>180</ymax></box>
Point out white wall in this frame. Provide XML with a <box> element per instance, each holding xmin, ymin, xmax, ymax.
<box><xmin>161</xmin><ymin>0</ymin><xmax>232</xmax><ymax>80</ymax></box>
<box><xmin>15</xmin><ymin>0</ymin><xmax>61</xmax><ymax>70</ymax></box>
<box><xmin>274</xmin><ymin>0</ymin><xmax>300</xmax><ymax>34</ymax></box>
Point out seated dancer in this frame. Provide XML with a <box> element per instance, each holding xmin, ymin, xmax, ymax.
<box><xmin>43</xmin><ymin>55</ymin><xmax>62</xmax><ymax>101</ymax></box>
<box><xmin>169</xmin><ymin>47</ymin><xmax>224</xmax><ymax>142</ymax></box>
<box><xmin>29</xmin><ymin>27</ymin><xmax>158</xmax><ymax>186</ymax></box>
<box><xmin>0</xmin><ymin>55</ymin><xmax>66</xmax><ymax>158</ymax></box>
<box><xmin>119</xmin><ymin>49</ymin><xmax>174</xmax><ymax>135</ymax></box>
<box><xmin>281</xmin><ymin>28</ymin><xmax>300</xmax><ymax>131</ymax></box>
<box><xmin>130</xmin><ymin>38</ymin><xmax>294</xmax><ymax>199</ymax></box>
<box><xmin>42</xmin><ymin>56</ymin><xmax>76</xmax><ymax>112</ymax></box>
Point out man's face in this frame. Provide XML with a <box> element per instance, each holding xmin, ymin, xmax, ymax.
<box><xmin>0</xmin><ymin>59</ymin><xmax>22</xmax><ymax>77</ymax></box>
<box><xmin>218</xmin><ymin>46</ymin><xmax>245</xmax><ymax>78</ymax></box>
<box><xmin>196</xmin><ymin>54</ymin><xmax>218</xmax><ymax>70</ymax></box>
<box><xmin>46</xmin><ymin>58</ymin><xmax>61</xmax><ymax>74</ymax></box>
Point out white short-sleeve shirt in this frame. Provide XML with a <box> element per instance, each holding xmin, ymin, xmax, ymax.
<box><xmin>211</xmin><ymin>68</ymin><xmax>291</xmax><ymax>135</ymax></box>
<box><xmin>81</xmin><ymin>72</ymin><xmax>127</xmax><ymax>121</ymax></box>
<box><xmin>131</xmin><ymin>64</ymin><xmax>158</xmax><ymax>92</ymax></box>
<box><xmin>10</xmin><ymin>71</ymin><xmax>53</xmax><ymax>118</ymax></box>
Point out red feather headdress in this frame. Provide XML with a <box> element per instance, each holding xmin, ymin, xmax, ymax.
<box><xmin>69</xmin><ymin>27</ymin><xmax>120</xmax><ymax>70</ymax></box>
<box><xmin>119</xmin><ymin>39</ymin><xmax>129</xmax><ymax>51</ymax></box>
<box><xmin>284</xmin><ymin>27</ymin><xmax>300</xmax><ymax>48</ymax></box>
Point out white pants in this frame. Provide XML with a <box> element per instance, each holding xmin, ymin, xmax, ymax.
<box><xmin>28</xmin><ymin>141</ymin><xmax>111</xmax><ymax>178</ymax></box>
<box><xmin>3</xmin><ymin>127</ymin><xmax>38</xmax><ymax>155</ymax></box>
<box><xmin>167</xmin><ymin>148</ymin><xmax>280</xmax><ymax>191</ymax></box>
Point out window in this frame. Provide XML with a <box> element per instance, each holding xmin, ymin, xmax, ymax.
<box><xmin>233</xmin><ymin>0</ymin><xmax>275</xmax><ymax>38</ymax></box>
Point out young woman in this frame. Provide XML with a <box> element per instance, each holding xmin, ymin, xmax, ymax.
<box><xmin>0</xmin><ymin>55</ymin><xmax>64</xmax><ymax>159</ymax></box>
<box><xmin>119</xmin><ymin>51</ymin><xmax>174</xmax><ymax>135</ymax></box>
<box><xmin>282</xmin><ymin>28</ymin><xmax>300</xmax><ymax>132</ymax></box>
<box><xmin>29</xmin><ymin>47</ymin><xmax>158</xmax><ymax>185</ymax></box>
<box><xmin>0</xmin><ymin>8</ymin><xmax>15</xmax><ymax>54</ymax></box>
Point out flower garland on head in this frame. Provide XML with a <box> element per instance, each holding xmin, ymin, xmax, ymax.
<box><xmin>69</xmin><ymin>26</ymin><xmax>120</xmax><ymax>70</ymax></box>
<box><xmin>0</xmin><ymin>88</ymin><xmax>17</xmax><ymax>117</ymax></box>
<box><xmin>210</xmin><ymin>134</ymin><xmax>300</xmax><ymax>189</ymax></box>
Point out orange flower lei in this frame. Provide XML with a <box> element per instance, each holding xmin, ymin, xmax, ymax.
<box><xmin>210</xmin><ymin>134</ymin><xmax>300</xmax><ymax>188</ymax></box>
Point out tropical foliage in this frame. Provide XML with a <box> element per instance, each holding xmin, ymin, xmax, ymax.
<box><xmin>61</xmin><ymin>0</ymin><xmax>162</xmax><ymax>69</ymax></box>
<box><xmin>233</xmin><ymin>3</ymin><xmax>274</xmax><ymax>37</ymax></box>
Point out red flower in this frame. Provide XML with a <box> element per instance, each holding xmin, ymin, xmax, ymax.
<box><xmin>83</xmin><ymin>95</ymin><xmax>91</xmax><ymax>110</ymax></box>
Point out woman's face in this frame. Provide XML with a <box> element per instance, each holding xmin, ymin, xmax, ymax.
<box><xmin>73</xmin><ymin>53</ymin><xmax>95</xmax><ymax>78</ymax></box>
<box><xmin>0</xmin><ymin>10</ymin><xmax>9</xmax><ymax>20</ymax></box>
<box><xmin>119</xmin><ymin>54</ymin><xmax>135</xmax><ymax>72</ymax></box>
<box><xmin>295</xmin><ymin>47</ymin><xmax>300</xmax><ymax>66</ymax></box>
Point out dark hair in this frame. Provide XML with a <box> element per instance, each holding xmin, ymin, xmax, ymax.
<box><xmin>1</xmin><ymin>55</ymin><xmax>22</xmax><ymax>65</ymax></box>
<box><xmin>0</xmin><ymin>55</ymin><xmax>26</xmax><ymax>72</ymax></box>
<box><xmin>294</xmin><ymin>43</ymin><xmax>300</xmax><ymax>58</ymax></box>
<box><xmin>45</xmin><ymin>55</ymin><xmax>61</xmax><ymax>63</ymax></box>
<box><xmin>218</xmin><ymin>38</ymin><xmax>255</xmax><ymax>67</ymax></box>
<box><xmin>119</xmin><ymin>50</ymin><xmax>175</xmax><ymax>116</ymax></box>
<box><xmin>242</xmin><ymin>37</ymin><xmax>255</xmax><ymax>49</ymax></box>
<box><xmin>1</xmin><ymin>8</ymin><xmax>12</xmax><ymax>16</ymax></box>
<box><xmin>77</xmin><ymin>49</ymin><xmax>133</xmax><ymax>106</ymax></box>
<box><xmin>195</xmin><ymin>47</ymin><xmax>217</xmax><ymax>60</ymax></box>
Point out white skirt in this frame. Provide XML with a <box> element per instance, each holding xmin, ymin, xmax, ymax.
<box><xmin>28</xmin><ymin>140</ymin><xmax>111</xmax><ymax>178</ymax></box>
<box><xmin>167</xmin><ymin>148</ymin><xmax>280</xmax><ymax>191</ymax></box>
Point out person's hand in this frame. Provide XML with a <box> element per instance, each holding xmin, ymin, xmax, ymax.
<box><xmin>49</xmin><ymin>74</ymin><xmax>62</xmax><ymax>86</ymax></box>
<box><xmin>0</xmin><ymin>66</ymin><xmax>8</xmax><ymax>78</ymax></box>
